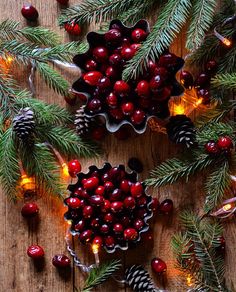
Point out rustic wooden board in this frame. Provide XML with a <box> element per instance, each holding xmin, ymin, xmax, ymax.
<box><xmin>0</xmin><ymin>1</ymin><xmax>236</xmax><ymax>291</ymax></box>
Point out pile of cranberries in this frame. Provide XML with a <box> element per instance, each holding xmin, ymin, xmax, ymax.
<box><xmin>64</xmin><ymin>163</ymin><xmax>153</xmax><ymax>253</ymax></box>
<box><xmin>72</xmin><ymin>19</ymin><xmax>184</xmax><ymax>133</ymax></box>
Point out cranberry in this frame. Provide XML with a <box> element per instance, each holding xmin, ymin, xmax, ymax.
<box><xmin>83</xmin><ymin>71</ymin><xmax>103</xmax><ymax>86</ymax></box>
<box><xmin>66</xmin><ymin>197</ymin><xmax>81</xmax><ymax>209</ymax></box>
<box><xmin>83</xmin><ymin>177</ymin><xmax>99</xmax><ymax>190</ymax></box>
<box><xmin>152</xmin><ymin>86</ymin><xmax>172</xmax><ymax>101</ymax></box>
<box><xmin>120</xmin><ymin>180</ymin><xmax>130</xmax><ymax>193</ymax></box>
<box><xmin>121</xmin><ymin>102</ymin><xmax>134</xmax><ymax>116</ymax></box>
<box><xmin>147</xmin><ymin>60</ymin><xmax>158</xmax><ymax>75</ymax></box>
<box><xmin>106</xmin><ymin>92</ymin><xmax>118</xmax><ymax>108</ymax></box>
<box><xmin>135</xmin><ymin>208</ymin><xmax>147</xmax><ymax>218</ymax></box>
<box><xmin>130</xmin><ymin>43</ymin><xmax>141</xmax><ymax>52</ymax></box>
<box><xmin>92</xmin><ymin>46</ymin><xmax>109</xmax><ymax>62</ymax></box>
<box><xmin>131</xmin><ymin>28</ymin><xmax>147</xmax><ymax>42</ymax></box>
<box><xmin>109</xmin><ymin>108</ymin><xmax>124</xmax><ymax>121</ymax></box>
<box><xmin>120</xmin><ymin>216</ymin><xmax>131</xmax><ymax>227</ymax></box>
<box><xmin>113</xmin><ymin>223</ymin><xmax>123</xmax><ymax>234</ymax></box>
<box><xmin>121</xmin><ymin>47</ymin><xmax>136</xmax><ymax>60</ymax></box>
<box><xmin>110</xmin><ymin>188</ymin><xmax>123</xmax><ymax>201</ymax></box>
<box><xmin>95</xmin><ymin>186</ymin><xmax>105</xmax><ymax>196</ymax></box>
<box><xmin>102</xmin><ymin>200</ymin><xmax>111</xmax><ymax>212</ymax></box>
<box><xmin>197</xmin><ymin>88</ymin><xmax>211</xmax><ymax>102</ymax></box>
<box><xmin>205</xmin><ymin>60</ymin><xmax>217</xmax><ymax>73</ymax></box>
<box><xmin>180</xmin><ymin>70</ymin><xmax>194</xmax><ymax>89</ymax></box>
<box><xmin>105</xmin><ymin>29</ymin><xmax>122</xmax><ymax>45</ymax></box>
<box><xmin>194</xmin><ymin>72</ymin><xmax>211</xmax><ymax>89</ymax></box>
<box><xmin>131</xmin><ymin>182</ymin><xmax>143</xmax><ymax>198</ymax></box>
<box><xmin>74</xmin><ymin>219</ymin><xmax>85</xmax><ymax>232</ymax></box>
<box><xmin>217</xmin><ymin>136</ymin><xmax>233</xmax><ymax>150</ymax></box>
<box><xmin>97</xmin><ymin>77</ymin><xmax>111</xmax><ymax>91</ymax></box>
<box><xmin>205</xmin><ymin>141</ymin><xmax>220</xmax><ymax>155</ymax></box>
<box><xmin>101</xmin><ymin>172</ymin><xmax>110</xmax><ymax>182</ymax></box>
<box><xmin>87</xmin><ymin>98</ymin><xmax>102</xmax><ymax>113</ymax></box>
<box><xmin>91</xmin><ymin>126</ymin><xmax>106</xmax><ymax>140</ymax></box>
<box><xmin>136</xmin><ymin>196</ymin><xmax>147</xmax><ymax>207</ymax></box>
<box><xmin>111</xmin><ymin>201</ymin><xmax>123</xmax><ymax>213</ymax></box>
<box><xmin>104</xmin><ymin>213</ymin><xmax>114</xmax><ymax>224</ymax></box>
<box><xmin>159</xmin><ymin>199</ymin><xmax>173</xmax><ymax>214</ymax></box>
<box><xmin>150</xmin><ymin>75</ymin><xmax>165</xmax><ymax>92</ymax></box>
<box><xmin>104</xmin><ymin>235</ymin><xmax>115</xmax><ymax>248</ymax></box>
<box><xmin>21</xmin><ymin>202</ymin><xmax>39</xmax><ymax>217</ymax></box>
<box><xmin>151</xmin><ymin>257</ymin><xmax>167</xmax><ymax>274</ymax></box>
<box><xmin>90</xmin><ymin>195</ymin><xmax>104</xmax><ymax>207</ymax></box>
<box><xmin>91</xmin><ymin>218</ymin><xmax>100</xmax><ymax>228</ymax></box>
<box><xmin>52</xmin><ymin>255</ymin><xmax>71</xmax><ymax>268</ymax></box>
<box><xmin>124</xmin><ymin>228</ymin><xmax>138</xmax><ymax>241</ymax></box>
<box><xmin>158</xmin><ymin>53</ymin><xmax>178</xmax><ymax>68</ymax></box>
<box><xmin>27</xmin><ymin>245</ymin><xmax>44</xmax><ymax>259</ymax></box>
<box><xmin>131</xmin><ymin>109</ymin><xmax>146</xmax><ymax>125</ymax></box>
<box><xmin>108</xmin><ymin>167</ymin><xmax>125</xmax><ymax>182</ymax></box>
<box><xmin>123</xmin><ymin>196</ymin><xmax>136</xmax><ymax>209</ymax></box>
<box><xmin>109</xmin><ymin>54</ymin><xmax>122</xmax><ymax>66</ymax></box>
<box><xmin>121</xmin><ymin>37</ymin><xmax>130</xmax><ymax>47</ymax></box>
<box><xmin>92</xmin><ymin>236</ymin><xmax>103</xmax><ymax>247</ymax></box>
<box><xmin>64</xmin><ymin>22</ymin><xmax>81</xmax><ymax>36</ymax></box>
<box><xmin>68</xmin><ymin>159</ymin><xmax>81</xmax><ymax>177</ymax></box>
<box><xmin>104</xmin><ymin>181</ymin><xmax>114</xmax><ymax>192</ymax></box>
<box><xmin>105</xmin><ymin>66</ymin><xmax>119</xmax><ymax>79</ymax></box>
<box><xmin>79</xmin><ymin>230</ymin><xmax>93</xmax><ymax>243</ymax></box>
<box><xmin>100</xmin><ymin>224</ymin><xmax>110</xmax><ymax>234</ymax></box>
<box><xmin>133</xmin><ymin>219</ymin><xmax>144</xmax><ymax>230</ymax></box>
<box><xmin>136</xmin><ymin>80</ymin><xmax>150</xmax><ymax>96</ymax></box>
<box><xmin>114</xmin><ymin>80</ymin><xmax>130</xmax><ymax>95</ymax></box>
<box><xmin>21</xmin><ymin>4</ymin><xmax>38</xmax><ymax>21</ymax></box>
<box><xmin>82</xmin><ymin>205</ymin><xmax>94</xmax><ymax>218</ymax></box>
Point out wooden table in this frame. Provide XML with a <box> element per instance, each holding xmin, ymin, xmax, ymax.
<box><xmin>0</xmin><ymin>1</ymin><xmax>236</xmax><ymax>291</ymax></box>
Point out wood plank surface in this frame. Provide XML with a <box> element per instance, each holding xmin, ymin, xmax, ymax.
<box><xmin>0</xmin><ymin>1</ymin><xmax>236</xmax><ymax>292</ymax></box>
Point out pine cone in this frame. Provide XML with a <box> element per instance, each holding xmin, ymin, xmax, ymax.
<box><xmin>125</xmin><ymin>265</ymin><xmax>158</xmax><ymax>292</ymax></box>
<box><xmin>166</xmin><ymin>115</ymin><xmax>196</xmax><ymax>147</ymax></box>
<box><xmin>74</xmin><ymin>105</ymin><xmax>93</xmax><ymax>136</ymax></box>
<box><xmin>13</xmin><ymin>107</ymin><xmax>35</xmax><ymax>140</ymax></box>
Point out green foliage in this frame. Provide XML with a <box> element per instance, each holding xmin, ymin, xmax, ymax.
<box><xmin>172</xmin><ymin>211</ymin><xmax>226</xmax><ymax>292</ymax></box>
<box><xmin>186</xmin><ymin>0</ymin><xmax>217</xmax><ymax>51</ymax></box>
<box><xmin>82</xmin><ymin>260</ymin><xmax>121</xmax><ymax>292</ymax></box>
<box><xmin>218</xmin><ymin>47</ymin><xmax>236</xmax><ymax>74</ymax></box>
<box><xmin>122</xmin><ymin>0</ymin><xmax>191</xmax><ymax>80</ymax></box>
<box><xmin>211</xmin><ymin>73</ymin><xmax>236</xmax><ymax>91</ymax></box>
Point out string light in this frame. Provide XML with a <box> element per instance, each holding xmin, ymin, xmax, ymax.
<box><xmin>214</xmin><ymin>27</ymin><xmax>232</xmax><ymax>47</ymax></box>
<box><xmin>186</xmin><ymin>274</ymin><xmax>193</xmax><ymax>287</ymax></box>
<box><xmin>92</xmin><ymin>244</ymin><xmax>100</xmax><ymax>266</ymax></box>
<box><xmin>62</xmin><ymin>162</ymin><xmax>69</xmax><ymax>177</ymax></box>
<box><xmin>222</xmin><ymin>203</ymin><xmax>233</xmax><ymax>212</ymax></box>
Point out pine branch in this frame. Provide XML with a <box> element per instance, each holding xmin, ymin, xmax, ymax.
<box><xmin>36</xmin><ymin>62</ymin><xmax>69</xmax><ymax>96</ymax></box>
<box><xmin>122</xmin><ymin>0</ymin><xmax>192</xmax><ymax>81</ymax></box>
<box><xmin>0</xmin><ymin>127</ymin><xmax>21</xmax><ymax>201</ymax></box>
<box><xmin>211</xmin><ymin>73</ymin><xmax>236</xmax><ymax>91</ymax></box>
<box><xmin>58</xmin><ymin>0</ymin><xmax>143</xmax><ymax>26</ymax></box>
<box><xmin>186</xmin><ymin>0</ymin><xmax>217</xmax><ymax>52</ymax></box>
<box><xmin>82</xmin><ymin>260</ymin><xmax>121</xmax><ymax>292</ymax></box>
<box><xmin>218</xmin><ymin>47</ymin><xmax>236</xmax><ymax>74</ymax></box>
<box><xmin>204</xmin><ymin>161</ymin><xmax>231</xmax><ymax>212</ymax></box>
<box><xmin>145</xmin><ymin>154</ymin><xmax>214</xmax><ymax>188</ymax></box>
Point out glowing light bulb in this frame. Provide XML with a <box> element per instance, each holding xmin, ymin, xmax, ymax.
<box><xmin>222</xmin><ymin>37</ymin><xmax>232</xmax><ymax>47</ymax></box>
<box><xmin>62</xmin><ymin>163</ymin><xmax>70</xmax><ymax>177</ymax></box>
<box><xmin>92</xmin><ymin>244</ymin><xmax>99</xmax><ymax>254</ymax></box>
<box><xmin>6</xmin><ymin>56</ymin><xmax>13</xmax><ymax>63</ymax></box>
<box><xmin>173</xmin><ymin>104</ymin><xmax>185</xmax><ymax>115</ymax></box>
<box><xmin>194</xmin><ymin>98</ymin><xmax>203</xmax><ymax>107</ymax></box>
<box><xmin>186</xmin><ymin>274</ymin><xmax>193</xmax><ymax>287</ymax></box>
<box><xmin>223</xmin><ymin>203</ymin><xmax>232</xmax><ymax>212</ymax></box>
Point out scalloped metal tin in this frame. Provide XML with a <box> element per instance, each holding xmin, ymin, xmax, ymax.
<box><xmin>72</xmin><ymin>19</ymin><xmax>184</xmax><ymax>134</ymax></box>
<box><xmin>64</xmin><ymin>163</ymin><xmax>153</xmax><ymax>253</ymax></box>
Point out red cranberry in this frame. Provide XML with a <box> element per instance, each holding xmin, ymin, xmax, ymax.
<box><xmin>105</xmin><ymin>29</ymin><xmax>122</xmax><ymax>45</ymax></box>
<box><xmin>133</xmin><ymin>219</ymin><xmax>144</xmax><ymax>230</ymax></box>
<box><xmin>66</xmin><ymin>197</ymin><xmax>81</xmax><ymax>209</ymax></box>
<box><xmin>97</xmin><ymin>77</ymin><xmax>111</xmax><ymax>91</ymax></box>
<box><xmin>130</xmin><ymin>182</ymin><xmax>144</xmax><ymax>198</ymax></box>
<box><xmin>113</xmin><ymin>223</ymin><xmax>123</xmax><ymax>234</ymax></box>
<box><xmin>100</xmin><ymin>224</ymin><xmax>110</xmax><ymax>234</ymax></box>
<box><xmin>57</xmin><ymin>0</ymin><xmax>69</xmax><ymax>4</ymax></box>
<box><xmin>64</xmin><ymin>22</ymin><xmax>81</xmax><ymax>35</ymax></box>
<box><xmin>120</xmin><ymin>216</ymin><xmax>131</xmax><ymax>227</ymax></box>
<box><xmin>102</xmin><ymin>199</ymin><xmax>111</xmax><ymax>212</ymax></box>
<box><xmin>92</xmin><ymin>236</ymin><xmax>103</xmax><ymax>247</ymax></box>
<box><xmin>147</xmin><ymin>60</ymin><xmax>158</xmax><ymax>75</ymax></box>
<box><xmin>104</xmin><ymin>181</ymin><xmax>114</xmax><ymax>192</ymax></box>
<box><xmin>136</xmin><ymin>80</ymin><xmax>150</xmax><ymax>97</ymax></box>
<box><xmin>109</xmin><ymin>54</ymin><xmax>122</xmax><ymax>66</ymax></box>
<box><xmin>90</xmin><ymin>195</ymin><xmax>104</xmax><ymax>207</ymax></box>
<box><xmin>87</xmin><ymin>98</ymin><xmax>102</xmax><ymax>113</ymax></box>
<box><xmin>114</xmin><ymin>127</ymin><xmax>131</xmax><ymax>140</ymax></box>
<box><xmin>92</xmin><ymin>46</ymin><xmax>109</xmax><ymax>62</ymax></box>
<box><xmin>74</xmin><ymin>219</ymin><xmax>85</xmax><ymax>232</ymax></box>
<box><xmin>131</xmin><ymin>28</ymin><xmax>147</xmax><ymax>42</ymax></box>
<box><xmin>114</xmin><ymin>80</ymin><xmax>130</xmax><ymax>95</ymax></box>
<box><xmin>68</xmin><ymin>159</ymin><xmax>81</xmax><ymax>177</ymax></box>
<box><xmin>121</xmin><ymin>102</ymin><xmax>134</xmax><ymax>115</ymax></box>
<box><xmin>197</xmin><ymin>88</ymin><xmax>211</xmax><ymax>102</ymax></box>
<box><xmin>121</xmin><ymin>37</ymin><xmax>130</xmax><ymax>47</ymax></box>
<box><xmin>106</xmin><ymin>92</ymin><xmax>118</xmax><ymax>108</ymax></box>
<box><xmin>83</xmin><ymin>71</ymin><xmax>103</xmax><ymax>86</ymax></box>
<box><xmin>151</xmin><ymin>198</ymin><xmax>159</xmax><ymax>212</ymax></box>
<box><xmin>205</xmin><ymin>60</ymin><xmax>217</xmax><ymax>73</ymax></box>
<box><xmin>105</xmin><ymin>66</ymin><xmax>119</xmax><ymax>79</ymax></box>
<box><xmin>124</xmin><ymin>196</ymin><xmax>136</xmax><ymax>209</ymax></box>
<box><xmin>151</xmin><ymin>257</ymin><xmax>167</xmax><ymax>274</ymax></box>
<box><xmin>121</xmin><ymin>47</ymin><xmax>136</xmax><ymax>60</ymax></box>
<box><xmin>158</xmin><ymin>53</ymin><xmax>178</xmax><ymax>68</ymax></box>
<box><xmin>108</xmin><ymin>167</ymin><xmax>125</xmax><ymax>181</ymax></box>
<box><xmin>111</xmin><ymin>201</ymin><xmax>123</xmax><ymax>213</ymax></box>
<box><xmin>159</xmin><ymin>199</ymin><xmax>173</xmax><ymax>214</ymax></box>
<box><xmin>104</xmin><ymin>213</ymin><xmax>115</xmax><ymax>224</ymax></box>
<box><xmin>180</xmin><ymin>70</ymin><xmax>194</xmax><ymax>89</ymax></box>
<box><xmin>21</xmin><ymin>4</ymin><xmax>38</xmax><ymax>21</ymax></box>
<box><xmin>104</xmin><ymin>235</ymin><xmax>115</xmax><ymax>248</ymax></box>
<box><xmin>91</xmin><ymin>126</ymin><xmax>106</xmax><ymax>141</ymax></box>
<box><xmin>205</xmin><ymin>141</ymin><xmax>220</xmax><ymax>155</ymax></box>
<box><xmin>142</xmin><ymin>230</ymin><xmax>153</xmax><ymax>241</ymax></box>
<box><xmin>91</xmin><ymin>218</ymin><xmax>100</xmax><ymax>228</ymax></box>
<box><xmin>130</xmin><ymin>43</ymin><xmax>141</xmax><ymax>52</ymax></box>
<box><xmin>110</xmin><ymin>188</ymin><xmax>123</xmax><ymax>201</ymax></box>
<box><xmin>152</xmin><ymin>86</ymin><xmax>172</xmax><ymax>101</ymax></box>
<box><xmin>217</xmin><ymin>136</ymin><xmax>233</xmax><ymax>150</ymax></box>
<box><xmin>95</xmin><ymin>186</ymin><xmax>105</xmax><ymax>196</ymax></box>
<box><xmin>82</xmin><ymin>206</ymin><xmax>94</xmax><ymax>218</ymax></box>
<box><xmin>136</xmin><ymin>196</ymin><xmax>147</xmax><ymax>207</ymax></box>
<box><xmin>109</xmin><ymin>108</ymin><xmax>124</xmax><ymax>121</ymax></box>
<box><xmin>27</xmin><ymin>245</ymin><xmax>44</xmax><ymax>259</ymax></box>
<box><xmin>131</xmin><ymin>109</ymin><xmax>146</xmax><ymax>125</ymax></box>
<box><xmin>101</xmin><ymin>172</ymin><xmax>110</xmax><ymax>182</ymax></box>
<box><xmin>83</xmin><ymin>177</ymin><xmax>99</xmax><ymax>190</ymax></box>
<box><xmin>194</xmin><ymin>72</ymin><xmax>211</xmax><ymax>89</ymax></box>
<box><xmin>124</xmin><ymin>228</ymin><xmax>138</xmax><ymax>241</ymax></box>
<box><xmin>52</xmin><ymin>255</ymin><xmax>71</xmax><ymax>268</ymax></box>
<box><xmin>21</xmin><ymin>202</ymin><xmax>39</xmax><ymax>217</ymax></box>
<box><xmin>79</xmin><ymin>230</ymin><xmax>93</xmax><ymax>243</ymax></box>
<box><xmin>120</xmin><ymin>180</ymin><xmax>130</xmax><ymax>193</ymax></box>
<box><xmin>150</xmin><ymin>75</ymin><xmax>165</xmax><ymax>92</ymax></box>
<box><xmin>135</xmin><ymin>208</ymin><xmax>147</xmax><ymax>218</ymax></box>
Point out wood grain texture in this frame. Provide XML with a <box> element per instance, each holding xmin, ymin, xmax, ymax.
<box><xmin>0</xmin><ymin>1</ymin><xmax>236</xmax><ymax>291</ymax></box>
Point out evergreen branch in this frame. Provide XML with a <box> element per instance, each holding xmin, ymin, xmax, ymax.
<box><xmin>82</xmin><ymin>260</ymin><xmax>121</xmax><ymax>291</ymax></box>
<box><xmin>211</xmin><ymin>73</ymin><xmax>236</xmax><ymax>91</ymax></box>
<box><xmin>122</xmin><ymin>0</ymin><xmax>191</xmax><ymax>80</ymax></box>
<box><xmin>0</xmin><ymin>127</ymin><xmax>21</xmax><ymax>201</ymax></box>
<box><xmin>186</xmin><ymin>0</ymin><xmax>217</xmax><ymax>51</ymax></box>
<box><xmin>218</xmin><ymin>47</ymin><xmax>236</xmax><ymax>74</ymax></box>
<box><xmin>204</xmin><ymin>161</ymin><xmax>231</xmax><ymax>212</ymax></box>
<box><xmin>58</xmin><ymin>0</ymin><xmax>143</xmax><ymax>26</ymax></box>
<box><xmin>145</xmin><ymin>154</ymin><xmax>213</xmax><ymax>188</ymax></box>
<box><xmin>36</xmin><ymin>62</ymin><xmax>69</xmax><ymax>96</ymax></box>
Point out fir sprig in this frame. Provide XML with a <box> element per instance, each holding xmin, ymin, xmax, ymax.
<box><xmin>82</xmin><ymin>260</ymin><xmax>121</xmax><ymax>292</ymax></box>
<box><xmin>211</xmin><ymin>73</ymin><xmax>236</xmax><ymax>91</ymax></box>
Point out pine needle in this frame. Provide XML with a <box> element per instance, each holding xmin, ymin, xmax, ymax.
<box><xmin>82</xmin><ymin>260</ymin><xmax>121</xmax><ymax>291</ymax></box>
<box><xmin>211</xmin><ymin>73</ymin><xmax>236</xmax><ymax>91</ymax></box>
